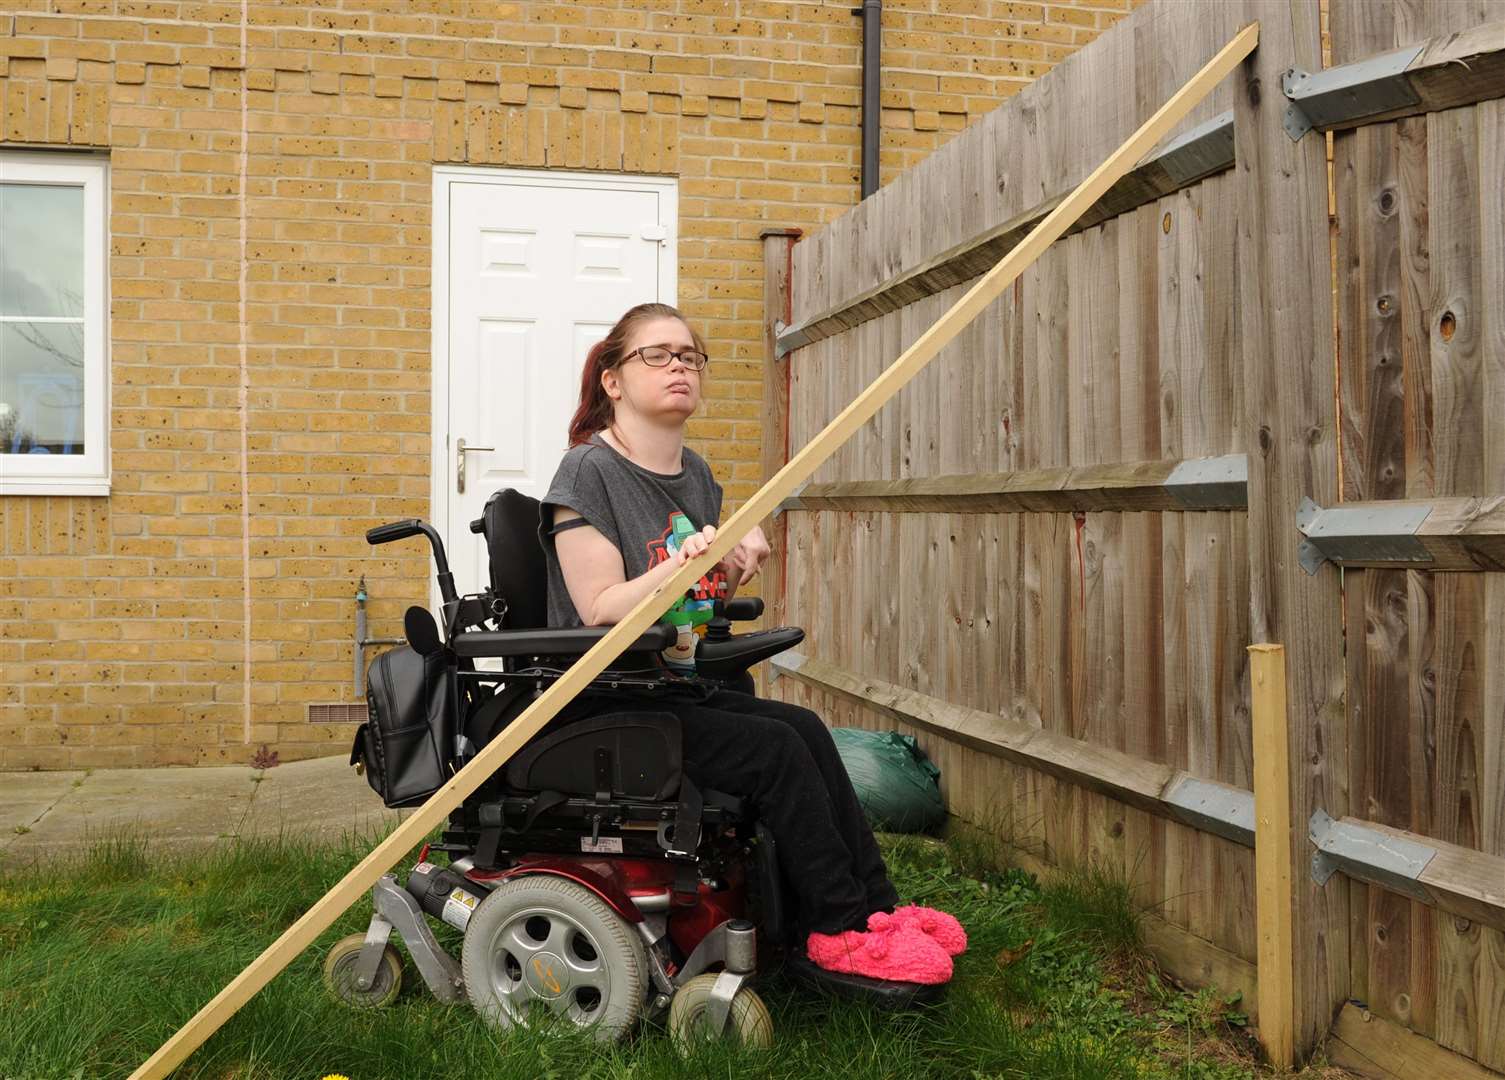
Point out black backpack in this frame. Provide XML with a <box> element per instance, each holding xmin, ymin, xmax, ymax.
<box><xmin>350</xmin><ymin>642</ymin><xmax>460</xmax><ymax>808</ymax></box>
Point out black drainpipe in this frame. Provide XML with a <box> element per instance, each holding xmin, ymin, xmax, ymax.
<box><xmin>859</xmin><ymin>0</ymin><xmax>881</xmax><ymax>199</ymax></box>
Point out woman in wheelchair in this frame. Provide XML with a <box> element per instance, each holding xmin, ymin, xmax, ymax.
<box><xmin>540</xmin><ymin>302</ymin><xmax>966</xmax><ymax>985</ymax></box>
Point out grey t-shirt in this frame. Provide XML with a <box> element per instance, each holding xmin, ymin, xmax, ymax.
<box><xmin>539</xmin><ymin>433</ymin><xmax>726</xmax><ymax>671</ymax></box>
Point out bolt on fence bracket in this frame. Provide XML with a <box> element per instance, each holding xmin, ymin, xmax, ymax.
<box><xmin>1281</xmin><ymin>45</ymin><xmax>1424</xmax><ymax>141</ymax></box>
<box><xmin>1309</xmin><ymin>810</ymin><xmax>1436</xmax><ymax>901</ymax></box>
<box><xmin>1295</xmin><ymin>496</ymin><xmax>1434</xmax><ymax>575</ymax></box>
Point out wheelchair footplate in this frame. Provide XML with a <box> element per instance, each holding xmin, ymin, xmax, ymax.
<box><xmin>781</xmin><ymin>950</ymin><xmax>949</xmax><ymax>1009</ymax></box>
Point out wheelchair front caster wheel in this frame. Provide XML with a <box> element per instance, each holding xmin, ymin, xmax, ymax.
<box><xmin>323</xmin><ymin>933</ymin><xmax>403</xmax><ymax>1008</ymax></box>
<box><xmin>668</xmin><ymin>974</ymin><xmax>774</xmax><ymax>1051</ymax></box>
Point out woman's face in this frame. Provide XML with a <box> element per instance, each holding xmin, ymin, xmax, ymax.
<box><xmin>605</xmin><ymin>316</ymin><xmax>703</xmax><ymax>424</ymax></box>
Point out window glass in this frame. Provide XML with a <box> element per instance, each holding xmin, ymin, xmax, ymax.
<box><xmin>0</xmin><ymin>322</ymin><xmax>85</xmax><ymax>455</ymax></box>
<box><xmin>0</xmin><ymin>181</ymin><xmax>87</xmax><ymax>457</ymax></box>
<box><xmin>0</xmin><ymin>183</ymin><xmax>84</xmax><ymax>317</ymax></box>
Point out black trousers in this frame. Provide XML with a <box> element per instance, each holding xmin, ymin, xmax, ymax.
<box><xmin>562</xmin><ymin>683</ymin><xmax>899</xmax><ymax>936</ymax></box>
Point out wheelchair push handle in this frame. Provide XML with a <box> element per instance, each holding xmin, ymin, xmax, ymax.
<box><xmin>366</xmin><ymin>519</ymin><xmax>425</xmax><ymax>545</ymax></box>
<box><xmin>365</xmin><ymin>518</ymin><xmax>460</xmax><ymax>611</ymax></box>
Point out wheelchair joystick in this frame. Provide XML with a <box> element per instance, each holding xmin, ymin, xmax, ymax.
<box><xmin>705</xmin><ymin>600</ymin><xmax>733</xmax><ymax>644</ymax></box>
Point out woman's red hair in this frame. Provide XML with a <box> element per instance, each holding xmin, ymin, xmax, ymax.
<box><xmin>567</xmin><ymin>302</ymin><xmax>707</xmax><ymax>448</ymax></box>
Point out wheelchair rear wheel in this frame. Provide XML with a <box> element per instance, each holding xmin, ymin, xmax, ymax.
<box><xmin>461</xmin><ymin>876</ymin><xmax>647</xmax><ymax>1042</ymax></box>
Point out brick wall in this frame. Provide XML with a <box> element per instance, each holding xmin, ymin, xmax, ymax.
<box><xmin>0</xmin><ymin>0</ymin><xmax>1139</xmax><ymax>769</ymax></box>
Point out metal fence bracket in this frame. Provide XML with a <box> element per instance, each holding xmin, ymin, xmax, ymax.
<box><xmin>775</xmin><ymin>320</ymin><xmax>811</xmax><ymax>359</ymax></box>
<box><xmin>1309</xmin><ymin>810</ymin><xmax>1435</xmax><ymax>901</ymax></box>
<box><xmin>1295</xmin><ymin>496</ymin><xmax>1434</xmax><ymax>574</ymax></box>
<box><xmin>1165</xmin><ymin>454</ymin><xmax>1248</xmax><ymax>509</ymax></box>
<box><xmin>772</xmin><ymin>320</ymin><xmax>794</xmax><ymax>360</ymax></box>
<box><xmin>1163</xmin><ymin>774</ymin><xmax>1256</xmax><ymax>847</ymax></box>
<box><xmin>772</xmin><ymin>481</ymin><xmax>808</xmax><ymax>519</ymax></box>
<box><xmin>1281</xmin><ymin>45</ymin><xmax>1424</xmax><ymax>141</ymax></box>
<box><xmin>1154</xmin><ymin>110</ymin><xmax>1236</xmax><ymax>185</ymax></box>
<box><xmin>767</xmin><ymin>649</ymin><xmax>805</xmax><ymax>683</ymax></box>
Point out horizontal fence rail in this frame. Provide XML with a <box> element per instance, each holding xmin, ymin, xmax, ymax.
<box><xmin>779</xmin><ymin>455</ymin><xmax>1248</xmax><ymax>514</ymax></box>
<box><xmin>776</xmin><ymin>110</ymin><xmax>1235</xmax><ymax>356</ymax></box>
<box><xmin>771</xmin><ymin>650</ymin><xmax>1256</xmax><ymax>844</ymax></box>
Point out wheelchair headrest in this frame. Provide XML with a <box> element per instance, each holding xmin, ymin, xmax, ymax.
<box><xmin>474</xmin><ymin>488</ymin><xmax>549</xmax><ymax>631</ymax></box>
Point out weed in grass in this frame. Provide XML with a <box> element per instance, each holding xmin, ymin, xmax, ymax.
<box><xmin>1039</xmin><ymin>859</ymin><xmax>1143</xmax><ymax>956</ymax></box>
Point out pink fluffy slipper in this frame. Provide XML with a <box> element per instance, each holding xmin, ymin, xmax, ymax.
<box><xmin>805</xmin><ymin>924</ymin><xmax>953</xmax><ymax>984</ymax></box>
<box><xmin>868</xmin><ymin>905</ymin><xmax>968</xmax><ymax>956</ymax></box>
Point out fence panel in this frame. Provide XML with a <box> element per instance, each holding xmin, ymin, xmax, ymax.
<box><xmin>781</xmin><ymin>0</ymin><xmax>1257</xmax><ymax>974</ymax></box>
<box><xmin>775</xmin><ymin>0</ymin><xmax>1505</xmax><ymax>1069</ymax></box>
<box><xmin>1330</xmin><ymin>0</ymin><xmax>1505</xmax><ymax>1069</ymax></box>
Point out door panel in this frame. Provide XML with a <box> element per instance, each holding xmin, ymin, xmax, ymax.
<box><xmin>443</xmin><ymin>174</ymin><xmax>674</xmax><ymax>597</ymax></box>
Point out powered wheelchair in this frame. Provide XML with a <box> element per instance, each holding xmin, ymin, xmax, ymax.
<box><xmin>332</xmin><ymin>489</ymin><xmax>943</xmax><ymax>1047</ymax></box>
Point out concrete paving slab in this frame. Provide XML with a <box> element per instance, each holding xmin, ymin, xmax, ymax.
<box><xmin>1</xmin><ymin>757</ymin><xmax>404</xmax><ymax>864</ymax></box>
<box><xmin>0</xmin><ymin>770</ymin><xmax>87</xmax><ymax>846</ymax></box>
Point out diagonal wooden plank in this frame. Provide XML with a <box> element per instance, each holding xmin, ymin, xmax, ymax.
<box><xmin>128</xmin><ymin>21</ymin><xmax>1260</xmax><ymax>1079</ymax></box>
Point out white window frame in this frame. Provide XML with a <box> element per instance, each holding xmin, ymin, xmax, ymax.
<box><xmin>0</xmin><ymin>150</ymin><xmax>110</xmax><ymax>496</ymax></box>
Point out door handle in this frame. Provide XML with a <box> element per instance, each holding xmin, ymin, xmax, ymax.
<box><xmin>456</xmin><ymin>437</ymin><xmax>494</xmax><ymax>494</ymax></box>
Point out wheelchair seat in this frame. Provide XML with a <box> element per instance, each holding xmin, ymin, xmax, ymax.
<box><xmin>502</xmin><ymin>710</ymin><xmax>682</xmax><ymax>801</ymax></box>
<box><xmin>442</xmin><ymin>490</ymin><xmax>755</xmax><ymax>875</ymax></box>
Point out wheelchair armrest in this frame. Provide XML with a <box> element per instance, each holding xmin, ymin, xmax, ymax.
<box><xmin>450</xmin><ymin>623</ymin><xmax>676</xmax><ymax>659</ymax></box>
<box><xmin>694</xmin><ymin>625</ymin><xmax>805</xmax><ymax>681</ymax></box>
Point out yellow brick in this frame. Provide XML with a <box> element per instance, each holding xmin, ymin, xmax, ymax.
<box><xmin>1048</xmin><ymin>4</ymin><xmax>1099</xmax><ymax>28</ymax></box>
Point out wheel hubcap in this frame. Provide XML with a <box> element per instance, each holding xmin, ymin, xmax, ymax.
<box><xmin>484</xmin><ymin>908</ymin><xmax>612</xmax><ymax>1025</ymax></box>
<box><xmin>524</xmin><ymin>951</ymin><xmax>570</xmax><ymax>999</ymax></box>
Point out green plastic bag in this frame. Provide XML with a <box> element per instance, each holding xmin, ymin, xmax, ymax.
<box><xmin>831</xmin><ymin>728</ymin><xmax>945</xmax><ymax>833</ymax></box>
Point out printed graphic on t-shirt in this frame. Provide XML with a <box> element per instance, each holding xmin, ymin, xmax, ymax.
<box><xmin>646</xmin><ymin>511</ymin><xmax>727</xmax><ymax>670</ymax></box>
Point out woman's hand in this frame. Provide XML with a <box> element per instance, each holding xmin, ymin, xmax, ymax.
<box><xmin>671</xmin><ymin>524</ymin><xmax>717</xmax><ymax>566</ymax></box>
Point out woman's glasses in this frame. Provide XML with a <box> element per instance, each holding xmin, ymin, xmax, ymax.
<box><xmin>626</xmin><ymin>345</ymin><xmax>709</xmax><ymax>371</ymax></box>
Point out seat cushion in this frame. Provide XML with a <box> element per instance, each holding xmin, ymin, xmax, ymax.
<box><xmin>503</xmin><ymin>711</ymin><xmax>681</xmax><ymax>801</ymax></box>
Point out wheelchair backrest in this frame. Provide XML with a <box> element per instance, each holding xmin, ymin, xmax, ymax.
<box><xmin>474</xmin><ymin>488</ymin><xmax>550</xmax><ymax>631</ymax></box>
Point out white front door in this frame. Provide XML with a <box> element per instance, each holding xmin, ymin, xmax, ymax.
<box><xmin>434</xmin><ymin>168</ymin><xmax>678</xmax><ymax>597</ymax></box>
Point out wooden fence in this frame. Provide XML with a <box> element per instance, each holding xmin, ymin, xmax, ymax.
<box><xmin>760</xmin><ymin>1</ymin><xmax>1505</xmax><ymax>1075</ymax></box>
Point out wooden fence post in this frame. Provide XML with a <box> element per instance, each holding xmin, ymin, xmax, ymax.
<box><xmin>1250</xmin><ymin>643</ymin><xmax>1295</xmax><ymax>1068</ymax></box>
<box><xmin>1234</xmin><ymin>0</ymin><xmax>1349</xmax><ymax>1058</ymax></box>
<box><xmin>760</xmin><ymin>227</ymin><xmax>801</xmax><ymax>640</ymax></box>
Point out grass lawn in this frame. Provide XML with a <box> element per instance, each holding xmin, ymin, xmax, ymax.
<box><xmin>0</xmin><ymin>826</ymin><xmax>1352</xmax><ymax>1080</ymax></box>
